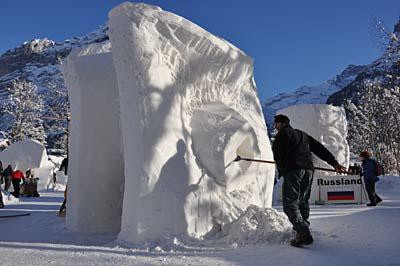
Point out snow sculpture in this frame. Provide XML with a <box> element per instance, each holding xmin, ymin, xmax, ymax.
<box><xmin>0</xmin><ymin>139</ymin><xmax>56</xmax><ymax>190</ymax></box>
<box><xmin>61</xmin><ymin>2</ymin><xmax>274</xmax><ymax>242</ymax></box>
<box><xmin>0</xmin><ymin>139</ymin><xmax>51</xmax><ymax>171</ymax></box>
<box><xmin>108</xmin><ymin>3</ymin><xmax>274</xmax><ymax>243</ymax></box>
<box><xmin>276</xmin><ymin>104</ymin><xmax>350</xmax><ymax>171</ymax></box>
<box><xmin>62</xmin><ymin>42</ymin><xmax>125</xmax><ymax>233</ymax></box>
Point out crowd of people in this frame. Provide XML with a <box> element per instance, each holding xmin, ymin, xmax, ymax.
<box><xmin>0</xmin><ymin>157</ymin><xmax>68</xmax><ymax>210</ymax></box>
<box><xmin>0</xmin><ymin>162</ymin><xmax>38</xmax><ymax>208</ymax></box>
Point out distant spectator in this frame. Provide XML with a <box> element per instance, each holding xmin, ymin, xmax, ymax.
<box><xmin>0</xmin><ymin>161</ymin><xmax>3</xmax><ymax>208</ymax></box>
<box><xmin>60</xmin><ymin>157</ymin><xmax>68</xmax><ymax>176</ymax></box>
<box><xmin>0</xmin><ymin>160</ymin><xmax>3</xmax><ymax>186</ymax></box>
<box><xmin>3</xmin><ymin>165</ymin><xmax>13</xmax><ymax>191</ymax></box>
<box><xmin>0</xmin><ymin>192</ymin><xmax>3</xmax><ymax>208</ymax></box>
<box><xmin>58</xmin><ymin>157</ymin><xmax>68</xmax><ymax>217</ymax></box>
<box><xmin>348</xmin><ymin>163</ymin><xmax>362</xmax><ymax>175</ymax></box>
<box><xmin>58</xmin><ymin>185</ymin><xmax>67</xmax><ymax>217</ymax></box>
<box><xmin>11</xmin><ymin>169</ymin><xmax>25</xmax><ymax>198</ymax></box>
<box><xmin>359</xmin><ymin>150</ymin><xmax>382</xmax><ymax>206</ymax></box>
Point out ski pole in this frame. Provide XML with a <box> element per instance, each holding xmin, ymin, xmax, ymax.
<box><xmin>234</xmin><ymin>155</ymin><xmax>340</xmax><ymax>173</ymax></box>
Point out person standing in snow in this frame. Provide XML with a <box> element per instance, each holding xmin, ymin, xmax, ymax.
<box><xmin>359</xmin><ymin>150</ymin><xmax>382</xmax><ymax>206</ymax></box>
<box><xmin>3</xmin><ymin>164</ymin><xmax>13</xmax><ymax>192</ymax></box>
<box><xmin>58</xmin><ymin>157</ymin><xmax>68</xmax><ymax>217</ymax></box>
<box><xmin>272</xmin><ymin>114</ymin><xmax>347</xmax><ymax>247</ymax></box>
<box><xmin>59</xmin><ymin>157</ymin><xmax>68</xmax><ymax>176</ymax></box>
<box><xmin>0</xmin><ymin>160</ymin><xmax>3</xmax><ymax>180</ymax></box>
<box><xmin>0</xmin><ymin>190</ymin><xmax>3</xmax><ymax>208</ymax></box>
<box><xmin>11</xmin><ymin>169</ymin><xmax>25</xmax><ymax>198</ymax></box>
<box><xmin>0</xmin><ymin>161</ymin><xmax>3</xmax><ymax>208</ymax></box>
<box><xmin>348</xmin><ymin>163</ymin><xmax>362</xmax><ymax>175</ymax></box>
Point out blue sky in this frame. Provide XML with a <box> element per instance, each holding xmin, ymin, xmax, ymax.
<box><xmin>1</xmin><ymin>0</ymin><xmax>399</xmax><ymax>101</ymax></box>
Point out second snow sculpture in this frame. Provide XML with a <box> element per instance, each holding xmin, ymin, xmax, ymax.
<box><xmin>276</xmin><ymin>104</ymin><xmax>350</xmax><ymax>171</ymax></box>
<box><xmin>62</xmin><ymin>43</ymin><xmax>125</xmax><ymax>233</ymax></box>
<box><xmin>63</xmin><ymin>2</ymin><xmax>274</xmax><ymax>243</ymax></box>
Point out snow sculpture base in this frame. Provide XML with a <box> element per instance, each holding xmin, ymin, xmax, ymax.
<box><xmin>62</xmin><ymin>43</ymin><xmax>124</xmax><ymax>234</ymax></box>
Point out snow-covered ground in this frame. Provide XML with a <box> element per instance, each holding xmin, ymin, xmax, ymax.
<box><xmin>0</xmin><ymin>176</ymin><xmax>399</xmax><ymax>266</ymax></box>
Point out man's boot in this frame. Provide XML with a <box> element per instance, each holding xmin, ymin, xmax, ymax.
<box><xmin>376</xmin><ymin>197</ymin><xmax>382</xmax><ymax>205</ymax></box>
<box><xmin>290</xmin><ymin>230</ymin><xmax>313</xmax><ymax>247</ymax></box>
<box><xmin>366</xmin><ymin>202</ymin><xmax>376</xmax><ymax>206</ymax></box>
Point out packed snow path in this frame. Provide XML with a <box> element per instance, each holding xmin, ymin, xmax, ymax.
<box><xmin>0</xmin><ymin>183</ymin><xmax>399</xmax><ymax>266</ymax></box>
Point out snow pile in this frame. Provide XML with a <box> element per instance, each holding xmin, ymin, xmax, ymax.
<box><xmin>221</xmin><ymin>205</ymin><xmax>292</xmax><ymax>245</ymax></box>
<box><xmin>45</xmin><ymin>181</ymin><xmax>66</xmax><ymax>192</ymax></box>
<box><xmin>1</xmin><ymin>191</ymin><xmax>19</xmax><ymax>204</ymax></box>
<box><xmin>377</xmin><ymin>175</ymin><xmax>400</xmax><ymax>192</ymax></box>
<box><xmin>107</xmin><ymin>2</ymin><xmax>274</xmax><ymax>243</ymax></box>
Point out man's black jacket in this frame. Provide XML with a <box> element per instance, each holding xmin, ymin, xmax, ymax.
<box><xmin>272</xmin><ymin>125</ymin><xmax>338</xmax><ymax>176</ymax></box>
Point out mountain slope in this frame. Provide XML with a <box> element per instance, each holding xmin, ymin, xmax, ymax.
<box><xmin>263</xmin><ymin>19</ymin><xmax>400</xmax><ymax>127</ymax></box>
<box><xmin>0</xmin><ymin>26</ymin><xmax>108</xmax><ymax>151</ymax></box>
<box><xmin>263</xmin><ymin>64</ymin><xmax>366</xmax><ymax>126</ymax></box>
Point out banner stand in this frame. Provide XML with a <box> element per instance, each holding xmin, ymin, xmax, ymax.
<box><xmin>311</xmin><ymin>175</ymin><xmax>367</xmax><ymax>205</ymax></box>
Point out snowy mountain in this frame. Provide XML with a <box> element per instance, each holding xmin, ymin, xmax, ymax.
<box><xmin>263</xmin><ymin>18</ymin><xmax>400</xmax><ymax>127</ymax></box>
<box><xmin>263</xmin><ymin>64</ymin><xmax>366</xmax><ymax>127</ymax></box>
<box><xmin>0</xmin><ymin>25</ymin><xmax>109</xmax><ymax>151</ymax></box>
<box><xmin>327</xmin><ymin>23</ymin><xmax>400</xmax><ymax>105</ymax></box>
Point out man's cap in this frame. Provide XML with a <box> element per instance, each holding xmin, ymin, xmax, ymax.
<box><xmin>274</xmin><ymin>114</ymin><xmax>290</xmax><ymax>124</ymax></box>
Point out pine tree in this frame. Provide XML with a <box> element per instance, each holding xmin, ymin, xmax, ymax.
<box><xmin>343</xmin><ymin>17</ymin><xmax>400</xmax><ymax>174</ymax></box>
<box><xmin>41</xmin><ymin>81</ymin><xmax>70</xmax><ymax>152</ymax></box>
<box><xmin>0</xmin><ymin>80</ymin><xmax>46</xmax><ymax>143</ymax></box>
<box><xmin>344</xmin><ymin>80</ymin><xmax>400</xmax><ymax>174</ymax></box>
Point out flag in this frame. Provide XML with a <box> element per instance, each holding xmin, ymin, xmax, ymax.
<box><xmin>327</xmin><ymin>191</ymin><xmax>354</xmax><ymax>201</ymax></box>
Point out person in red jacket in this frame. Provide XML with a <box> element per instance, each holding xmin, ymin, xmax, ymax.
<box><xmin>11</xmin><ymin>169</ymin><xmax>25</xmax><ymax>198</ymax></box>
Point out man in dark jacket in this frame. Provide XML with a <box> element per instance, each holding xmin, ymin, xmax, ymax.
<box><xmin>359</xmin><ymin>150</ymin><xmax>382</xmax><ymax>206</ymax></box>
<box><xmin>272</xmin><ymin>114</ymin><xmax>347</xmax><ymax>247</ymax></box>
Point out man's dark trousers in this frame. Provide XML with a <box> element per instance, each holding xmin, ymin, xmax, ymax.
<box><xmin>365</xmin><ymin>179</ymin><xmax>381</xmax><ymax>204</ymax></box>
<box><xmin>282</xmin><ymin>169</ymin><xmax>314</xmax><ymax>234</ymax></box>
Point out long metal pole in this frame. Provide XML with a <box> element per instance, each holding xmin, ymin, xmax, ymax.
<box><xmin>236</xmin><ymin>156</ymin><xmax>338</xmax><ymax>173</ymax></box>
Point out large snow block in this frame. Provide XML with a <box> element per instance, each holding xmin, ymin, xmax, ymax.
<box><xmin>62</xmin><ymin>42</ymin><xmax>124</xmax><ymax>234</ymax></box>
<box><xmin>0</xmin><ymin>139</ymin><xmax>50</xmax><ymax>171</ymax></box>
<box><xmin>108</xmin><ymin>2</ymin><xmax>274</xmax><ymax>243</ymax></box>
<box><xmin>276</xmin><ymin>104</ymin><xmax>350</xmax><ymax>171</ymax></box>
